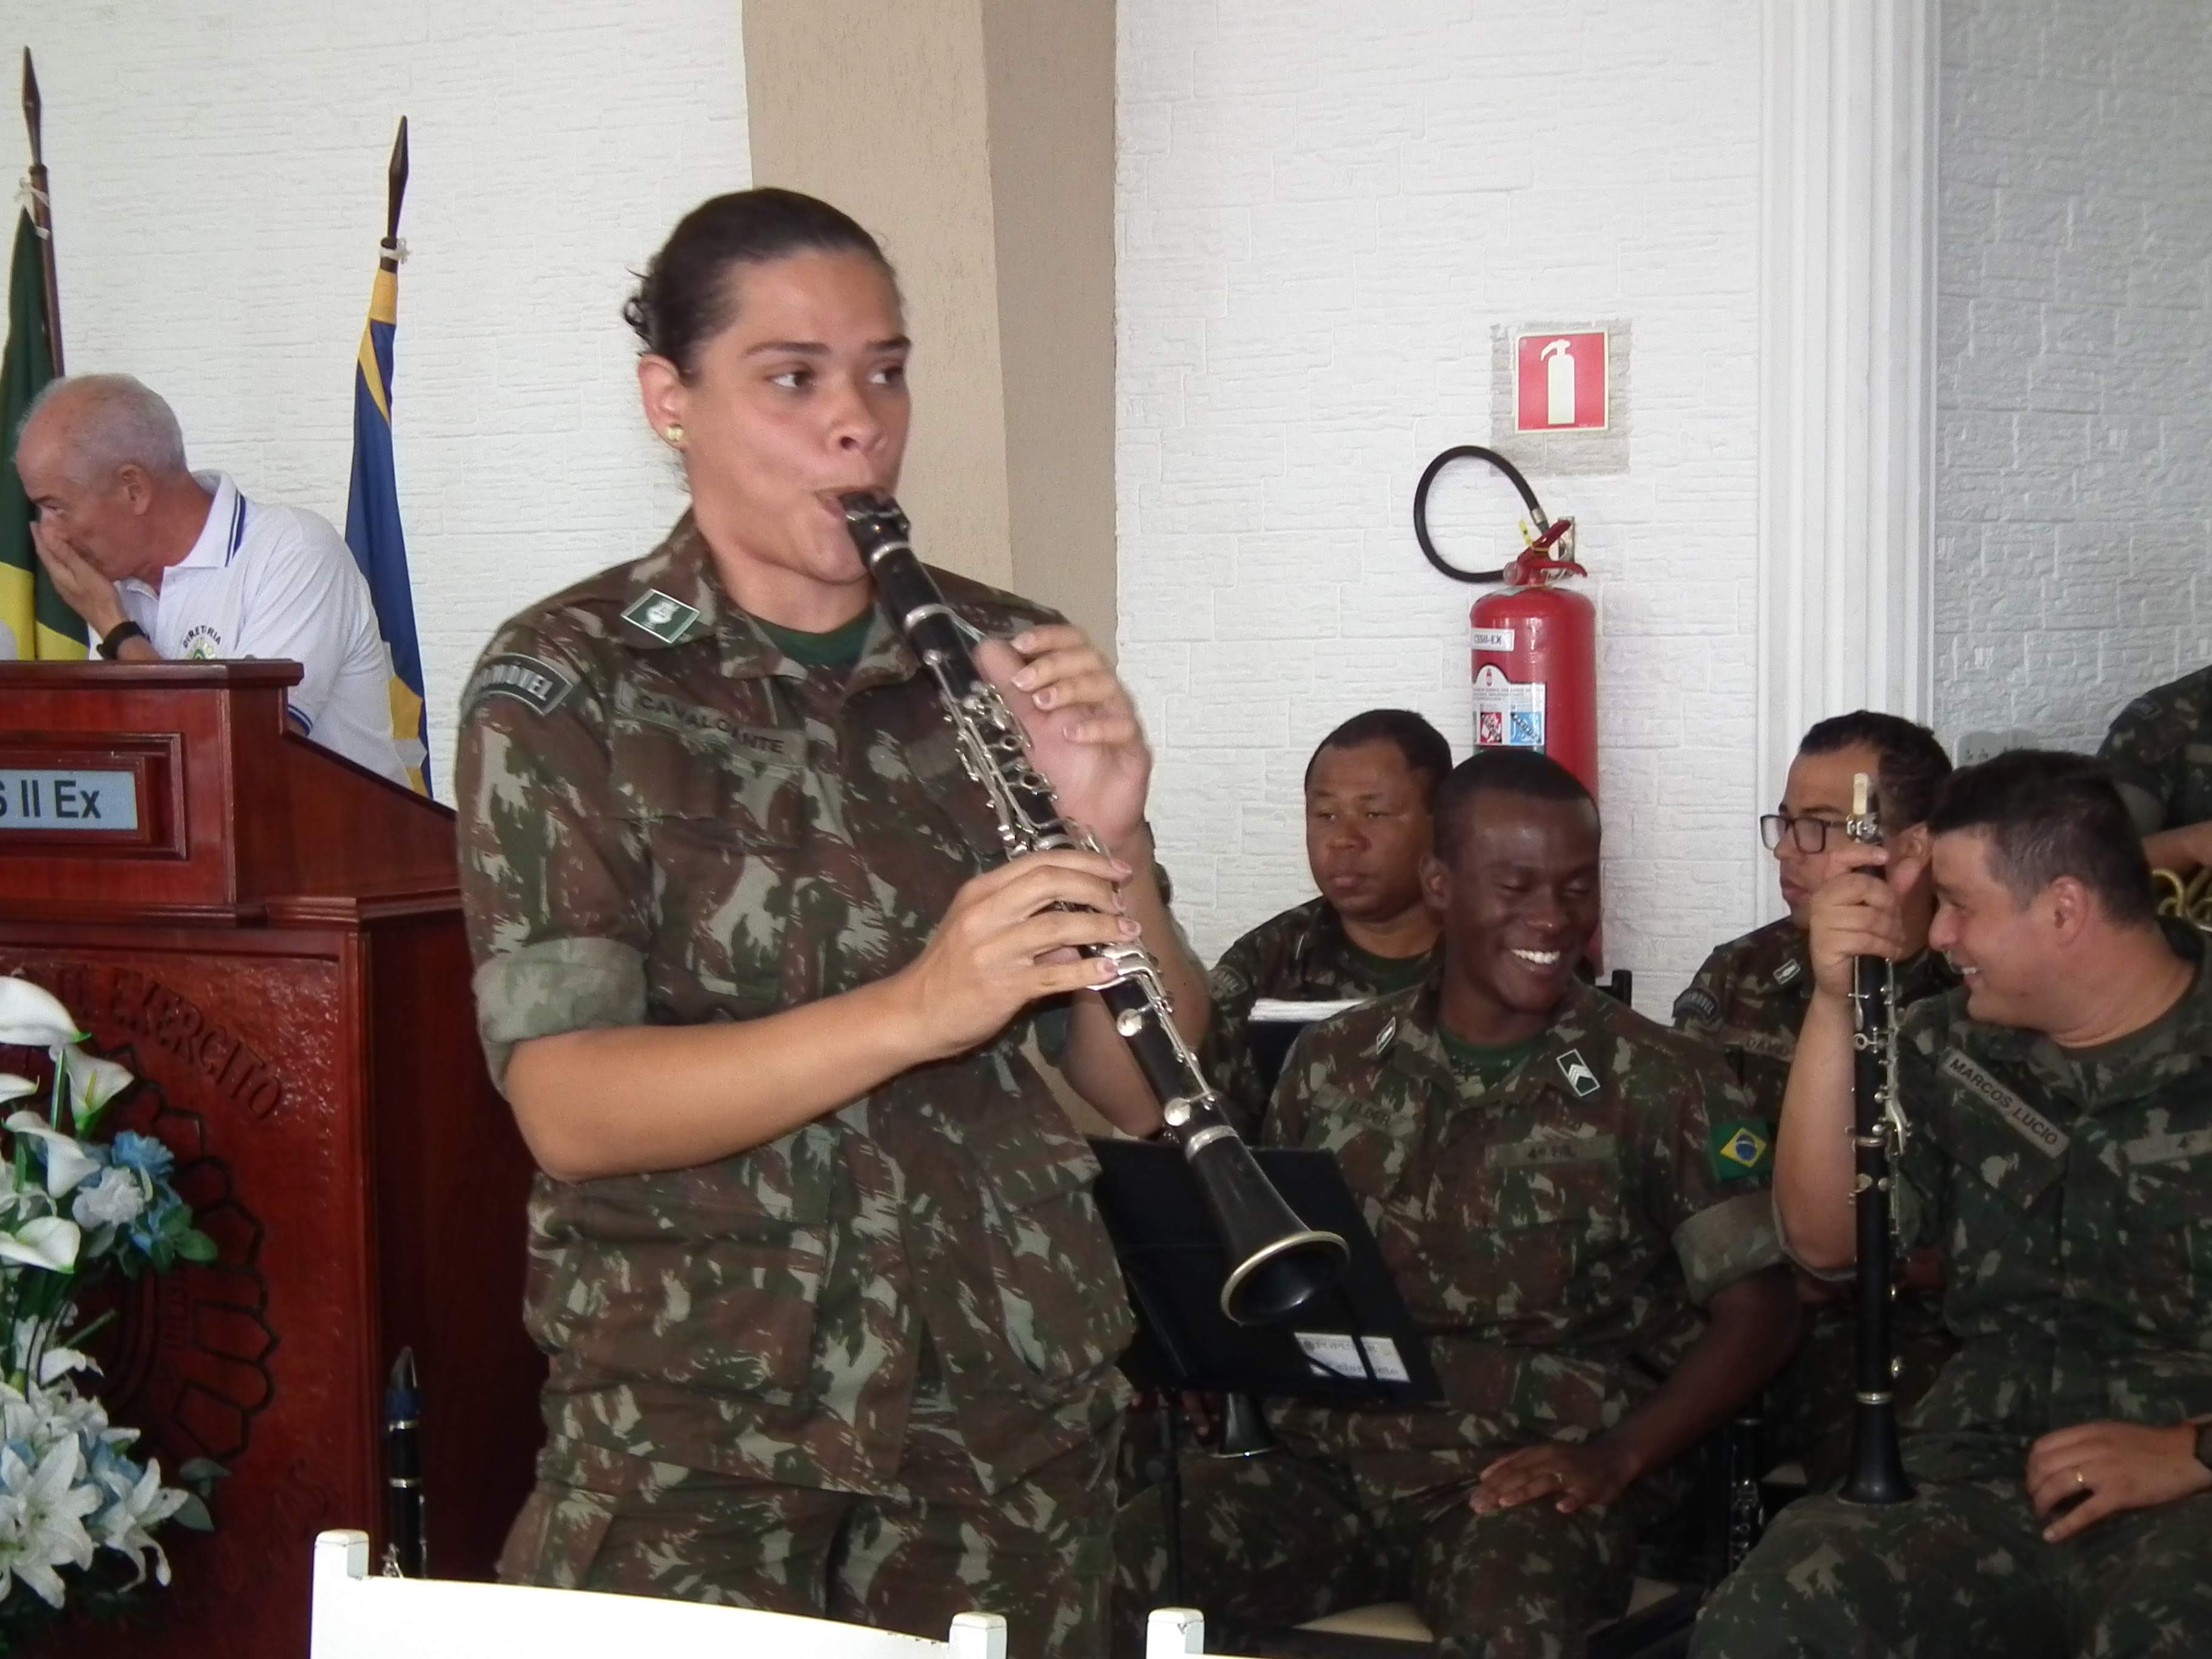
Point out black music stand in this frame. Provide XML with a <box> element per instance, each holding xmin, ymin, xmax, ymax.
<box><xmin>1090</xmin><ymin>1139</ymin><xmax>1439</xmax><ymax>1606</ymax></box>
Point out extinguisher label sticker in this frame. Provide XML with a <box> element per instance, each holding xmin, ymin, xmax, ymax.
<box><xmin>1472</xmin><ymin>665</ymin><xmax>1546</xmax><ymax>750</ymax></box>
<box><xmin>1470</xmin><ymin>626</ymin><xmax>1516</xmax><ymax>652</ymax></box>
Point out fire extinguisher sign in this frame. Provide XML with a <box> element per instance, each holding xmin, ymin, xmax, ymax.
<box><xmin>1473</xmin><ymin>664</ymin><xmax>1546</xmax><ymax>749</ymax></box>
<box><xmin>1513</xmin><ymin>330</ymin><xmax>1609</xmax><ymax>432</ymax></box>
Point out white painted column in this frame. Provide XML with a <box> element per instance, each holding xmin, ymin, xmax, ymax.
<box><xmin>1755</xmin><ymin>0</ymin><xmax>1937</xmax><ymax>920</ymax></box>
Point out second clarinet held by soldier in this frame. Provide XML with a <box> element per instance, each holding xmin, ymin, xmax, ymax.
<box><xmin>840</xmin><ymin>491</ymin><xmax>1347</xmax><ymax>1325</ymax></box>
<box><xmin>1841</xmin><ymin>771</ymin><xmax>1913</xmax><ymax>1506</ymax></box>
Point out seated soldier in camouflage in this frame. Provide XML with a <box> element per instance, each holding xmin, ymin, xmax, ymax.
<box><xmin>1674</xmin><ymin>711</ymin><xmax>1956</xmax><ymax>1488</ymax></box>
<box><xmin>1114</xmin><ymin>751</ymin><xmax>1798</xmax><ymax>1659</ymax></box>
<box><xmin>1201</xmin><ymin>709</ymin><xmax>1450</xmax><ymax>1137</ymax></box>
<box><xmin>2099</xmin><ymin>662</ymin><xmax>2212</xmax><ymax>877</ymax></box>
<box><xmin>1695</xmin><ymin>752</ymin><xmax>2212</xmax><ymax>1659</ymax></box>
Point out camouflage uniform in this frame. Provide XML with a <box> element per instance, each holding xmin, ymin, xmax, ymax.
<box><xmin>1692</xmin><ymin>928</ymin><xmax>2212</xmax><ymax>1659</ymax></box>
<box><xmin>1674</xmin><ymin>922</ymin><xmax>1957</xmax><ymax>1489</ymax></box>
<box><xmin>2097</xmin><ymin>663</ymin><xmax>2212</xmax><ymax>836</ymax></box>
<box><xmin>1116</xmin><ymin>977</ymin><xmax>1785</xmax><ymax>1659</ymax></box>
<box><xmin>457</xmin><ymin>515</ymin><xmax>1136</xmax><ymax>1658</ymax></box>
<box><xmin>1201</xmin><ymin>895</ymin><xmax>1440</xmax><ymax>1137</ymax></box>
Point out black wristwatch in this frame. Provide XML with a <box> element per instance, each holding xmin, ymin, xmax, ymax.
<box><xmin>100</xmin><ymin>618</ymin><xmax>148</xmax><ymax>657</ymax></box>
<box><xmin>2194</xmin><ymin>1420</ymin><xmax>2212</xmax><ymax>1476</ymax></box>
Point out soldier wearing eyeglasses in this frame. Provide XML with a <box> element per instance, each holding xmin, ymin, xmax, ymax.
<box><xmin>1673</xmin><ymin>711</ymin><xmax>1956</xmax><ymax>1489</ymax></box>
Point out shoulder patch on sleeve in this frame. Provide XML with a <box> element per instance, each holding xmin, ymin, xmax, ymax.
<box><xmin>1673</xmin><ymin>986</ymin><xmax>1721</xmax><ymax>1026</ymax></box>
<box><xmin>468</xmin><ymin>652</ymin><xmax>577</xmax><ymax>717</ymax></box>
<box><xmin>1708</xmin><ymin>1118</ymin><xmax>1774</xmax><ymax>1181</ymax></box>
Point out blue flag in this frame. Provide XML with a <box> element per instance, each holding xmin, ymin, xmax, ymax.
<box><xmin>344</xmin><ymin>242</ymin><xmax>430</xmax><ymax>794</ymax></box>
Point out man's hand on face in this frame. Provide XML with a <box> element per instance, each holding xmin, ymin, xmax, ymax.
<box><xmin>29</xmin><ymin>520</ymin><xmax>127</xmax><ymax>638</ymax></box>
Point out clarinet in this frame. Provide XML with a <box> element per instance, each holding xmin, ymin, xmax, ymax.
<box><xmin>380</xmin><ymin>1347</ymin><xmax>427</xmax><ymax>1576</ymax></box>
<box><xmin>1840</xmin><ymin>773</ymin><xmax>1913</xmax><ymax>1506</ymax></box>
<box><xmin>840</xmin><ymin>492</ymin><xmax>1349</xmax><ymax>1324</ymax></box>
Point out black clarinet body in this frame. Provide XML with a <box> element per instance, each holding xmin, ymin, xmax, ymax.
<box><xmin>381</xmin><ymin>1347</ymin><xmax>427</xmax><ymax>1576</ymax></box>
<box><xmin>840</xmin><ymin>492</ymin><xmax>1348</xmax><ymax>1324</ymax></box>
<box><xmin>1842</xmin><ymin>775</ymin><xmax>1914</xmax><ymax>1506</ymax></box>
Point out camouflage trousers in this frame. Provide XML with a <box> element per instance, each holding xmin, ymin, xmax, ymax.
<box><xmin>499</xmin><ymin>1394</ymin><xmax>1120</xmax><ymax>1658</ymax></box>
<box><xmin>1692</xmin><ymin>1480</ymin><xmax>2212</xmax><ymax>1658</ymax></box>
<box><xmin>1111</xmin><ymin>1447</ymin><xmax>1638</xmax><ymax>1659</ymax></box>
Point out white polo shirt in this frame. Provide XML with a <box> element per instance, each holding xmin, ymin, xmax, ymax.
<box><xmin>113</xmin><ymin>472</ymin><xmax>409</xmax><ymax>785</ymax></box>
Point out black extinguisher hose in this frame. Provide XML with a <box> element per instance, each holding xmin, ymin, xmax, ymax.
<box><xmin>1412</xmin><ymin>445</ymin><xmax>1555</xmax><ymax>584</ymax></box>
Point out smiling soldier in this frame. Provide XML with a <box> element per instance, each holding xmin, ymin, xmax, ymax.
<box><xmin>1113</xmin><ymin>750</ymin><xmax>1800</xmax><ymax>1659</ymax></box>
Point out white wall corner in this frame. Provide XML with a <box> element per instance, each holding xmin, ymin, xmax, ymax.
<box><xmin>1755</xmin><ymin>0</ymin><xmax>1938</xmax><ymax>922</ymax></box>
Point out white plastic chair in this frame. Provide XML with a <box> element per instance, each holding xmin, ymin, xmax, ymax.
<box><xmin>1144</xmin><ymin>1606</ymin><xmax>1273</xmax><ymax>1659</ymax></box>
<box><xmin>310</xmin><ymin>1530</ymin><xmax>1008</xmax><ymax>1659</ymax></box>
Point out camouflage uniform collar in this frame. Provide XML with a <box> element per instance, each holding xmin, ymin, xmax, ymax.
<box><xmin>615</xmin><ymin>514</ymin><xmax>724</xmax><ymax>652</ymax></box>
<box><xmin>617</xmin><ymin>513</ymin><xmax>921</xmax><ymax>691</ymax></box>
<box><xmin>1378</xmin><ymin>973</ymin><xmax>1612</xmax><ymax>1102</ymax></box>
<box><xmin>1289</xmin><ymin>896</ymin><xmax>1350</xmax><ymax>971</ymax></box>
<box><xmin>1770</xmin><ymin>928</ymin><xmax>1812</xmax><ymax>996</ymax></box>
<box><xmin>1367</xmin><ymin>977</ymin><xmax>1457</xmax><ymax>1099</ymax></box>
<box><xmin>846</xmin><ymin>612</ymin><xmax>925</xmax><ymax>699</ymax></box>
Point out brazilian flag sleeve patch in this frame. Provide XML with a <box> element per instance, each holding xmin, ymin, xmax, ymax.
<box><xmin>1708</xmin><ymin>1119</ymin><xmax>1774</xmax><ymax>1182</ymax></box>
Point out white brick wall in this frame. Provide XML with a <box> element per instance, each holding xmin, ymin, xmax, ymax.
<box><xmin>1118</xmin><ymin>0</ymin><xmax>1765</xmax><ymax>1011</ymax></box>
<box><xmin>0</xmin><ymin>2</ymin><xmax>751</xmax><ymax>794</ymax></box>
<box><xmin>1935</xmin><ymin>0</ymin><xmax>2212</xmax><ymax>751</ymax></box>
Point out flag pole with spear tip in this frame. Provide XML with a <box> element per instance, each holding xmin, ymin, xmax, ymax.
<box><xmin>346</xmin><ymin>114</ymin><xmax>432</xmax><ymax>792</ymax></box>
<box><xmin>384</xmin><ymin>114</ymin><xmax>407</xmax><ymax>269</ymax></box>
<box><xmin>20</xmin><ymin>49</ymin><xmax>61</xmax><ymax>374</ymax></box>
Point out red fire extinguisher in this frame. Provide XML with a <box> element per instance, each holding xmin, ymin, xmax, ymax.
<box><xmin>1412</xmin><ymin>446</ymin><xmax>1598</xmax><ymax>802</ymax></box>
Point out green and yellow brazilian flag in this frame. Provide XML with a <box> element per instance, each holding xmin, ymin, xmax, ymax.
<box><xmin>0</xmin><ymin>207</ymin><xmax>84</xmax><ymax>660</ymax></box>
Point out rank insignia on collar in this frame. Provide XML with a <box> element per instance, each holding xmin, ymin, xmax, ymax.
<box><xmin>1557</xmin><ymin>1049</ymin><xmax>1600</xmax><ymax>1098</ymax></box>
<box><xmin>622</xmin><ymin>589</ymin><xmax>702</xmax><ymax>643</ymax></box>
<box><xmin>1368</xmin><ymin>1017</ymin><xmax>1398</xmax><ymax>1059</ymax></box>
<box><xmin>1772</xmin><ymin>957</ymin><xmax>1803</xmax><ymax>987</ymax></box>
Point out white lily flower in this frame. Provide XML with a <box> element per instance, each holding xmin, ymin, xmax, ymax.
<box><xmin>90</xmin><ymin>1456</ymin><xmax>189</xmax><ymax>1587</ymax></box>
<box><xmin>0</xmin><ymin>1216</ymin><xmax>80</xmax><ymax>1273</ymax></box>
<box><xmin>0</xmin><ymin>1076</ymin><xmax>35</xmax><ymax>1107</ymax></box>
<box><xmin>0</xmin><ymin>979</ymin><xmax>78</xmax><ymax>1053</ymax></box>
<box><xmin>35</xmin><ymin>1349</ymin><xmax>98</xmax><ymax>1388</ymax></box>
<box><xmin>4</xmin><ymin>1113</ymin><xmax>102</xmax><ymax>1200</ymax></box>
<box><xmin>59</xmin><ymin>1049</ymin><xmax>133</xmax><ymax>1128</ymax></box>
<box><xmin>10</xmin><ymin>1438</ymin><xmax>100</xmax><ymax>1607</ymax></box>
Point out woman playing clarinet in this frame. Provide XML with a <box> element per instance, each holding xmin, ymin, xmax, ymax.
<box><xmin>454</xmin><ymin>189</ymin><xmax>1205</xmax><ymax>1659</ymax></box>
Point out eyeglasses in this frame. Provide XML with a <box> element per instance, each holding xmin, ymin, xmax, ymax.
<box><xmin>1758</xmin><ymin>813</ymin><xmax>1849</xmax><ymax>853</ymax></box>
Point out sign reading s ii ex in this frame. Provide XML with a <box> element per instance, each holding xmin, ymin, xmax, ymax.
<box><xmin>1514</xmin><ymin>330</ymin><xmax>1609</xmax><ymax>432</ymax></box>
<box><xmin>0</xmin><ymin>769</ymin><xmax>141</xmax><ymax>832</ymax></box>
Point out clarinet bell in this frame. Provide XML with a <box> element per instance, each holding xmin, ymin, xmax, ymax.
<box><xmin>1192</xmin><ymin>1131</ymin><xmax>1349</xmax><ymax>1323</ymax></box>
<box><xmin>1213</xmin><ymin>1391</ymin><xmax>1277</xmax><ymax>1460</ymax></box>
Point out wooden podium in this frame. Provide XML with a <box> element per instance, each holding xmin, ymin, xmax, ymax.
<box><xmin>0</xmin><ymin>663</ymin><xmax>544</xmax><ymax>1657</ymax></box>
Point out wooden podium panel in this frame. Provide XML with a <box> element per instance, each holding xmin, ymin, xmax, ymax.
<box><xmin>0</xmin><ymin>665</ymin><xmax>543</xmax><ymax>1657</ymax></box>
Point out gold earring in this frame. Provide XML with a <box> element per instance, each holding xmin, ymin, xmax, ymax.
<box><xmin>663</xmin><ymin>424</ymin><xmax>685</xmax><ymax>447</ymax></box>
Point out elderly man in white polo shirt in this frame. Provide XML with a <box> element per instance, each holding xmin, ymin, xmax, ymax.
<box><xmin>16</xmin><ymin>374</ymin><xmax>408</xmax><ymax>785</ymax></box>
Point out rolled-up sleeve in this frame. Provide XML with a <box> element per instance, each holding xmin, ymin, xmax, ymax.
<box><xmin>455</xmin><ymin>623</ymin><xmax>651</xmax><ymax>1092</ymax></box>
<box><xmin>1646</xmin><ymin>1047</ymin><xmax>1785</xmax><ymax>1305</ymax></box>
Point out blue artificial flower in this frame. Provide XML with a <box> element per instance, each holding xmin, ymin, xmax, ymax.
<box><xmin>105</xmin><ymin>1133</ymin><xmax>173</xmax><ymax>1184</ymax></box>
